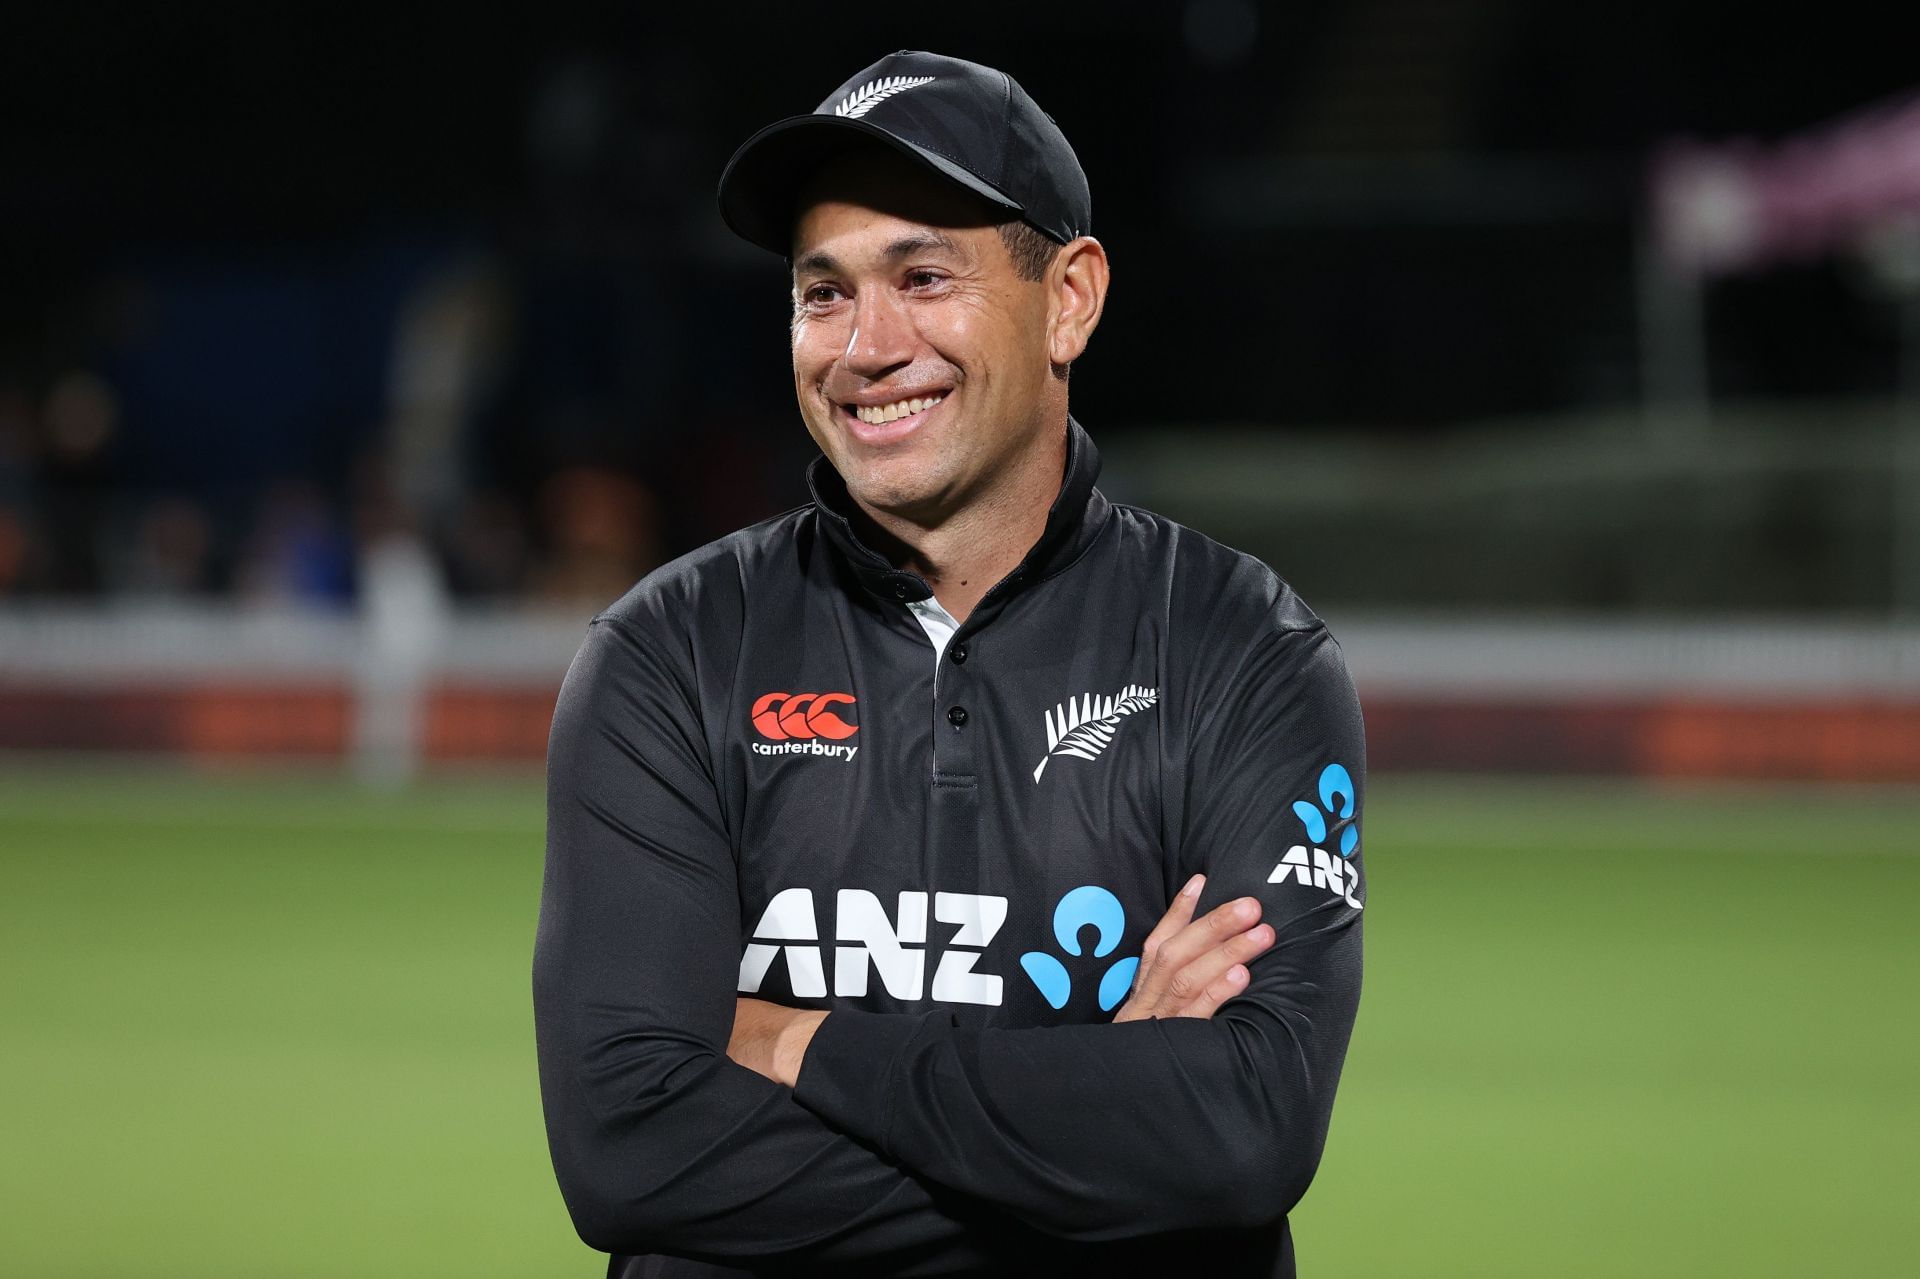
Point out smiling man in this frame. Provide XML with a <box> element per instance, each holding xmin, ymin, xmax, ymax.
<box><xmin>782</xmin><ymin>147</ymin><xmax>1099</xmax><ymax>623</ymax></box>
<box><xmin>534</xmin><ymin>50</ymin><xmax>1366</xmax><ymax>1279</ymax></box>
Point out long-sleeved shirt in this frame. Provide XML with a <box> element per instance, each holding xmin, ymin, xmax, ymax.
<box><xmin>533</xmin><ymin>417</ymin><xmax>1366</xmax><ymax>1277</ymax></box>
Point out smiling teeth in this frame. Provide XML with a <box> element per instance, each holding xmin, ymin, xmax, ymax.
<box><xmin>855</xmin><ymin>393</ymin><xmax>944</xmax><ymax>425</ymax></box>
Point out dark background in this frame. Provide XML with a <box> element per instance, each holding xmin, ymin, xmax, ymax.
<box><xmin>2</xmin><ymin>0</ymin><xmax>1912</xmax><ymax>604</ymax></box>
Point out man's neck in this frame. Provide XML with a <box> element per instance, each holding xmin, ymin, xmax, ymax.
<box><xmin>854</xmin><ymin>429</ymin><xmax>1068</xmax><ymax>623</ymax></box>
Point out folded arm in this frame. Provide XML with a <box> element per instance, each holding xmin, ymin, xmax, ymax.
<box><xmin>533</xmin><ymin>616</ymin><xmax>1028</xmax><ymax>1272</ymax></box>
<box><xmin>785</xmin><ymin>627</ymin><xmax>1367</xmax><ymax>1242</ymax></box>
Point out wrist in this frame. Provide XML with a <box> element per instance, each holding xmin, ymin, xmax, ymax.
<box><xmin>776</xmin><ymin>1009</ymin><xmax>829</xmax><ymax>1087</ymax></box>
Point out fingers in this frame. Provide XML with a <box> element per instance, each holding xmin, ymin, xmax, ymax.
<box><xmin>1116</xmin><ymin>880</ymin><xmax>1274</xmax><ymax>1022</ymax></box>
<box><xmin>1115</xmin><ymin>875</ymin><xmax>1207</xmax><ymax>1020</ymax></box>
<box><xmin>1157</xmin><ymin>894</ymin><xmax>1264</xmax><ymax>984</ymax></box>
<box><xmin>1164</xmin><ymin>921</ymin><xmax>1275</xmax><ymax>1019</ymax></box>
<box><xmin>1137</xmin><ymin>873</ymin><xmax>1204</xmax><ymax>975</ymax></box>
<box><xmin>1169</xmin><ymin>963</ymin><xmax>1248</xmax><ymax>1023</ymax></box>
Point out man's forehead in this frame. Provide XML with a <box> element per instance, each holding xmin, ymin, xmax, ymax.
<box><xmin>791</xmin><ymin>209</ymin><xmax>986</xmax><ymax>272</ymax></box>
<box><xmin>790</xmin><ymin>148</ymin><xmax>1001</xmax><ymax>262</ymax></box>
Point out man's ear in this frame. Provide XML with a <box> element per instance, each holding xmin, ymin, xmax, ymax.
<box><xmin>1046</xmin><ymin>236</ymin><xmax>1110</xmax><ymax>369</ymax></box>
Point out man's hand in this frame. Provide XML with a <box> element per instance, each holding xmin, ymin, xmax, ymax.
<box><xmin>1112</xmin><ymin>874</ymin><xmax>1274</xmax><ymax>1022</ymax></box>
<box><xmin>729</xmin><ymin>997</ymin><xmax>830</xmax><ymax>1087</ymax></box>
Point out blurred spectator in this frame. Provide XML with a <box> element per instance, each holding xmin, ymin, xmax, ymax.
<box><xmin>660</xmin><ymin>418</ymin><xmax>811</xmax><ymax>552</ymax></box>
<box><xmin>0</xmin><ymin>510</ymin><xmax>25</xmax><ymax>594</ymax></box>
<box><xmin>236</xmin><ymin>479</ymin><xmax>356</xmax><ymax>606</ymax></box>
<box><xmin>531</xmin><ymin>466</ymin><xmax>662</xmax><ymax>609</ymax></box>
<box><xmin>384</xmin><ymin>255</ymin><xmax>509</xmax><ymax>526</ymax></box>
<box><xmin>0</xmin><ymin>383</ymin><xmax>35</xmax><ymax>596</ymax></box>
<box><xmin>0</xmin><ymin>383</ymin><xmax>31</xmax><ymax>503</ymax></box>
<box><xmin>114</xmin><ymin>495</ymin><xmax>220</xmax><ymax>597</ymax></box>
<box><xmin>444</xmin><ymin>489</ymin><xmax>534</xmax><ymax>597</ymax></box>
<box><xmin>39</xmin><ymin>370</ymin><xmax>120</xmax><ymax>593</ymax></box>
<box><xmin>352</xmin><ymin>469</ymin><xmax>452</xmax><ymax>784</ymax></box>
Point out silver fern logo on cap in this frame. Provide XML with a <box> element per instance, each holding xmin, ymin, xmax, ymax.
<box><xmin>1033</xmin><ymin>685</ymin><xmax>1159</xmax><ymax>783</ymax></box>
<box><xmin>832</xmin><ymin>75</ymin><xmax>937</xmax><ymax>119</ymax></box>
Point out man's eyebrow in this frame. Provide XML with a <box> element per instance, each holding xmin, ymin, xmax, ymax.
<box><xmin>791</xmin><ymin>230</ymin><xmax>967</xmax><ymax>280</ymax></box>
<box><xmin>881</xmin><ymin>230</ymin><xmax>963</xmax><ymax>261</ymax></box>
<box><xmin>792</xmin><ymin>249</ymin><xmax>842</xmax><ymax>278</ymax></box>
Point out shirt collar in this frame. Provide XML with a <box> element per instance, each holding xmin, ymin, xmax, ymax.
<box><xmin>806</xmin><ymin>415</ymin><xmax>1109</xmax><ymax>610</ymax></box>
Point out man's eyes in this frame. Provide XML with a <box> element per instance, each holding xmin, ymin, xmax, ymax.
<box><xmin>800</xmin><ymin>272</ymin><xmax>945</xmax><ymax>307</ymax></box>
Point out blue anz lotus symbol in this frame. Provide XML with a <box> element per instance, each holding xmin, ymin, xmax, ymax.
<box><xmin>1294</xmin><ymin>762</ymin><xmax>1359</xmax><ymax>857</ymax></box>
<box><xmin>1019</xmin><ymin>885</ymin><xmax>1139</xmax><ymax>1013</ymax></box>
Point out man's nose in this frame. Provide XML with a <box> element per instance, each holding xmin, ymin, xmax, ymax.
<box><xmin>842</xmin><ymin>290</ymin><xmax>916</xmax><ymax>377</ymax></box>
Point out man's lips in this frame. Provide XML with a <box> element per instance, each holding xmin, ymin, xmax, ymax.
<box><xmin>834</xmin><ymin>389</ymin><xmax>950</xmax><ymax>446</ymax></box>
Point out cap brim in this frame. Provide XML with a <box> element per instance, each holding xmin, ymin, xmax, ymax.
<box><xmin>717</xmin><ymin>114</ymin><xmax>1024</xmax><ymax>257</ymax></box>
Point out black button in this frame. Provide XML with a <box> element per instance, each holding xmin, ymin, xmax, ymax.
<box><xmin>946</xmin><ymin>705</ymin><xmax>969</xmax><ymax>727</ymax></box>
<box><xmin>950</xmin><ymin>643</ymin><xmax>968</xmax><ymax>664</ymax></box>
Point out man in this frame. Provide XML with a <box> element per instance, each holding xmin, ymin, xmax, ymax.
<box><xmin>534</xmin><ymin>50</ymin><xmax>1365</xmax><ymax>1278</ymax></box>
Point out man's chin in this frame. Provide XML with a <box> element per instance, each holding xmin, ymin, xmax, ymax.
<box><xmin>847</xmin><ymin>479</ymin><xmax>936</xmax><ymax>519</ymax></box>
<box><xmin>841</xmin><ymin>462</ymin><xmax>952</xmax><ymax>525</ymax></box>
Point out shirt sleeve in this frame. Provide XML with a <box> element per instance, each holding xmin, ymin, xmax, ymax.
<box><xmin>788</xmin><ymin>623</ymin><xmax>1365</xmax><ymax>1242</ymax></box>
<box><xmin>533</xmin><ymin>615</ymin><xmax>1039</xmax><ymax>1273</ymax></box>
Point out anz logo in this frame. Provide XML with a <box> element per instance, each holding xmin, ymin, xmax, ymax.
<box><xmin>738</xmin><ymin>889</ymin><xmax>1009</xmax><ymax>1005</ymax></box>
<box><xmin>737</xmin><ymin>885</ymin><xmax>1134</xmax><ymax>1010</ymax></box>
<box><xmin>1268</xmin><ymin>762</ymin><xmax>1363</xmax><ymax>911</ymax></box>
<box><xmin>1019</xmin><ymin>887</ymin><xmax>1138</xmax><ymax>1012</ymax></box>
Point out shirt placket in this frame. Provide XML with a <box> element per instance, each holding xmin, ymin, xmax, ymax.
<box><xmin>909</xmin><ymin>596</ymin><xmax>980</xmax><ymax>871</ymax></box>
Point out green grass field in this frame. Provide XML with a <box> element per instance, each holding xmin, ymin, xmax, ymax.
<box><xmin>2</xmin><ymin>765</ymin><xmax>1915</xmax><ymax>1276</ymax></box>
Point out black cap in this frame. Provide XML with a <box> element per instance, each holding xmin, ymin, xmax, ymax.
<box><xmin>717</xmin><ymin>50</ymin><xmax>1091</xmax><ymax>257</ymax></box>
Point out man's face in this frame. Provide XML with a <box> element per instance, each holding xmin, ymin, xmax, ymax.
<box><xmin>789</xmin><ymin>150</ymin><xmax>1057</xmax><ymax>524</ymax></box>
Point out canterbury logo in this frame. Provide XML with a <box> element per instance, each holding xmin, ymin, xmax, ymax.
<box><xmin>832</xmin><ymin>75</ymin><xmax>936</xmax><ymax>119</ymax></box>
<box><xmin>1033</xmin><ymin>685</ymin><xmax>1158</xmax><ymax>783</ymax></box>
<box><xmin>752</xmin><ymin>692</ymin><xmax>858</xmax><ymax>741</ymax></box>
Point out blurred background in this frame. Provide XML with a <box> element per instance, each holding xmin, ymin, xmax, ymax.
<box><xmin>3</xmin><ymin>2</ymin><xmax>1915</xmax><ymax>1275</ymax></box>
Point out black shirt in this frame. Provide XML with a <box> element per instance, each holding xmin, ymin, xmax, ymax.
<box><xmin>534</xmin><ymin>418</ymin><xmax>1366</xmax><ymax>1277</ymax></box>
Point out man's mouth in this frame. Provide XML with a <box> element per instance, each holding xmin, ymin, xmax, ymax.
<box><xmin>847</xmin><ymin>391</ymin><xmax>946</xmax><ymax>425</ymax></box>
<box><xmin>835</xmin><ymin>390</ymin><xmax>950</xmax><ymax>444</ymax></box>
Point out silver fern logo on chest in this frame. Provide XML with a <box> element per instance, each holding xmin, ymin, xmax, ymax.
<box><xmin>1032</xmin><ymin>684</ymin><xmax>1159</xmax><ymax>783</ymax></box>
<box><xmin>832</xmin><ymin>75</ymin><xmax>937</xmax><ymax>119</ymax></box>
